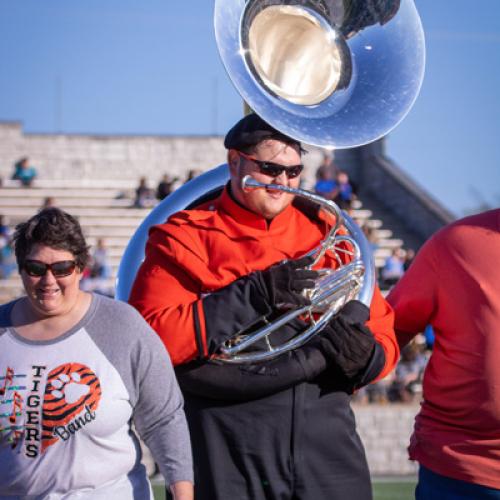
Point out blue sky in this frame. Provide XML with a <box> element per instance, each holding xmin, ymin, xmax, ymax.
<box><xmin>0</xmin><ymin>0</ymin><xmax>499</xmax><ymax>216</ymax></box>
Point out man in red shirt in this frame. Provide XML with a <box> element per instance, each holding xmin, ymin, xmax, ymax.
<box><xmin>388</xmin><ymin>209</ymin><xmax>500</xmax><ymax>499</ymax></box>
<box><xmin>130</xmin><ymin>113</ymin><xmax>398</xmax><ymax>500</ymax></box>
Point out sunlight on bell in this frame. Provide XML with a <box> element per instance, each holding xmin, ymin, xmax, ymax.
<box><xmin>247</xmin><ymin>5</ymin><xmax>343</xmax><ymax>106</ymax></box>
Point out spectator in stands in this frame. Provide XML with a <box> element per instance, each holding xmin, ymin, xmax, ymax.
<box><xmin>90</xmin><ymin>238</ymin><xmax>112</xmax><ymax>280</ymax></box>
<box><xmin>41</xmin><ymin>196</ymin><xmax>57</xmax><ymax>209</ymax></box>
<box><xmin>362</xmin><ymin>224</ymin><xmax>379</xmax><ymax>252</ymax></box>
<box><xmin>320</xmin><ymin>151</ymin><xmax>339</xmax><ymax>176</ymax></box>
<box><xmin>380</xmin><ymin>248</ymin><xmax>405</xmax><ymax>289</ymax></box>
<box><xmin>183</xmin><ymin>169</ymin><xmax>200</xmax><ymax>184</ymax></box>
<box><xmin>403</xmin><ymin>248</ymin><xmax>415</xmax><ymax>271</ymax></box>
<box><xmin>0</xmin><ymin>232</ymin><xmax>16</xmax><ymax>280</ymax></box>
<box><xmin>81</xmin><ymin>238</ymin><xmax>113</xmax><ymax>296</ymax></box>
<box><xmin>0</xmin><ymin>215</ymin><xmax>10</xmax><ymax>239</ymax></box>
<box><xmin>423</xmin><ymin>324</ymin><xmax>435</xmax><ymax>350</ymax></box>
<box><xmin>134</xmin><ymin>177</ymin><xmax>156</xmax><ymax>208</ymax></box>
<box><xmin>156</xmin><ymin>174</ymin><xmax>178</xmax><ymax>201</ymax></box>
<box><xmin>365</xmin><ymin>371</ymin><xmax>394</xmax><ymax>404</ymax></box>
<box><xmin>314</xmin><ymin>165</ymin><xmax>337</xmax><ymax>199</ymax></box>
<box><xmin>333</xmin><ymin>170</ymin><xmax>355</xmax><ymax>210</ymax></box>
<box><xmin>11</xmin><ymin>157</ymin><xmax>37</xmax><ymax>187</ymax></box>
<box><xmin>0</xmin><ymin>215</ymin><xmax>15</xmax><ymax>278</ymax></box>
<box><xmin>388</xmin><ymin>341</ymin><xmax>426</xmax><ymax>403</ymax></box>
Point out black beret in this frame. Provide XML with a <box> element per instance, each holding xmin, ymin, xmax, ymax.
<box><xmin>224</xmin><ymin>113</ymin><xmax>301</xmax><ymax>151</ymax></box>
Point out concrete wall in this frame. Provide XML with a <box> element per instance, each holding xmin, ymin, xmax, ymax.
<box><xmin>0</xmin><ymin>122</ymin><xmax>325</xmax><ymax>188</ymax></box>
<box><xmin>0</xmin><ymin>122</ymin><xmax>227</xmax><ymax>185</ymax></box>
<box><xmin>353</xmin><ymin>403</ymin><xmax>419</xmax><ymax>476</ymax></box>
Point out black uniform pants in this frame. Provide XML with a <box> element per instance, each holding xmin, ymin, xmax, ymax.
<box><xmin>183</xmin><ymin>382</ymin><xmax>372</xmax><ymax>500</ymax></box>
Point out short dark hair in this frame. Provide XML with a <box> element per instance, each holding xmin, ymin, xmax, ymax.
<box><xmin>224</xmin><ymin>113</ymin><xmax>303</xmax><ymax>153</ymax></box>
<box><xmin>13</xmin><ymin>208</ymin><xmax>90</xmax><ymax>272</ymax></box>
<box><xmin>15</xmin><ymin>157</ymin><xmax>29</xmax><ymax>168</ymax></box>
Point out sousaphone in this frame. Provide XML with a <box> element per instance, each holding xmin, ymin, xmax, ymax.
<box><xmin>116</xmin><ymin>0</ymin><xmax>425</xmax><ymax>362</ymax></box>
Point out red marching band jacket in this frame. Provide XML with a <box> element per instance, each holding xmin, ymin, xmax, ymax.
<box><xmin>129</xmin><ymin>187</ymin><xmax>398</xmax><ymax>378</ymax></box>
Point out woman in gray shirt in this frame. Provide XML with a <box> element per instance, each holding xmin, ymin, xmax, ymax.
<box><xmin>0</xmin><ymin>207</ymin><xmax>193</xmax><ymax>499</ymax></box>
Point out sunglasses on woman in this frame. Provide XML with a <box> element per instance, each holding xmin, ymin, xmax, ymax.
<box><xmin>24</xmin><ymin>260</ymin><xmax>77</xmax><ymax>278</ymax></box>
<box><xmin>238</xmin><ymin>151</ymin><xmax>304</xmax><ymax>179</ymax></box>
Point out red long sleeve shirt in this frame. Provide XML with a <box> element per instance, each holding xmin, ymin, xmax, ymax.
<box><xmin>130</xmin><ymin>187</ymin><xmax>398</xmax><ymax>377</ymax></box>
<box><xmin>388</xmin><ymin>209</ymin><xmax>500</xmax><ymax>489</ymax></box>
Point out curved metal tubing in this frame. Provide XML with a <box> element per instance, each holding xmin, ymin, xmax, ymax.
<box><xmin>219</xmin><ymin>262</ymin><xmax>365</xmax><ymax>363</ymax></box>
<box><xmin>214</xmin><ymin>175</ymin><xmax>375</xmax><ymax>363</ymax></box>
<box><xmin>241</xmin><ymin>175</ymin><xmax>375</xmax><ymax>301</ymax></box>
<box><xmin>220</xmin><ymin>305</ymin><xmax>338</xmax><ymax>363</ymax></box>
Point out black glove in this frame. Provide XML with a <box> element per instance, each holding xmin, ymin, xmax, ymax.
<box><xmin>318</xmin><ymin>300</ymin><xmax>378</xmax><ymax>381</ymax></box>
<box><xmin>261</xmin><ymin>256</ymin><xmax>318</xmax><ymax>308</ymax></box>
<box><xmin>200</xmin><ymin>257</ymin><xmax>317</xmax><ymax>357</ymax></box>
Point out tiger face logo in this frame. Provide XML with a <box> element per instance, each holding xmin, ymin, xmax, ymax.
<box><xmin>41</xmin><ymin>363</ymin><xmax>101</xmax><ymax>451</ymax></box>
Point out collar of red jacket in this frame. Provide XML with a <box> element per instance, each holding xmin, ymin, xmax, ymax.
<box><xmin>156</xmin><ymin>184</ymin><xmax>322</xmax><ymax>243</ymax></box>
<box><xmin>217</xmin><ymin>185</ymin><xmax>297</xmax><ymax>233</ymax></box>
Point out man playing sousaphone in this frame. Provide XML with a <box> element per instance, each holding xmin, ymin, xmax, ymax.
<box><xmin>129</xmin><ymin>113</ymin><xmax>398</xmax><ymax>499</ymax></box>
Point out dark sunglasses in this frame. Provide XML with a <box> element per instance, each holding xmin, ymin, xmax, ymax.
<box><xmin>238</xmin><ymin>151</ymin><xmax>304</xmax><ymax>179</ymax></box>
<box><xmin>24</xmin><ymin>260</ymin><xmax>77</xmax><ymax>278</ymax></box>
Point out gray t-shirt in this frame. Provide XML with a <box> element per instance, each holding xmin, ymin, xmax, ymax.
<box><xmin>0</xmin><ymin>293</ymin><xmax>193</xmax><ymax>499</ymax></box>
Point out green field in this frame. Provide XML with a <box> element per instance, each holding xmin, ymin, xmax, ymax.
<box><xmin>153</xmin><ymin>479</ymin><xmax>417</xmax><ymax>500</ymax></box>
<box><xmin>372</xmin><ymin>480</ymin><xmax>416</xmax><ymax>499</ymax></box>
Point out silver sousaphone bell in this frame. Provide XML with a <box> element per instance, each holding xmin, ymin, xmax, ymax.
<box><xmin>215</xmin><ymin>0</ymin><xmax>425</xmax><ymax>148</ymax></box>
<box><xmin>116</xmin><ymin>0</ymin><xmax>425</xmax><ymax>362</ymax></box>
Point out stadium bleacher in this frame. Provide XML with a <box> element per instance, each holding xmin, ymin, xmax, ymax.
<box><xmin>0</xmin><ymin>178</ymin><xmax>405</xmax><ymax>302</ymax></box>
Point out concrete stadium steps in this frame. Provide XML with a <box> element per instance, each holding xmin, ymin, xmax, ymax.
<box><xmin>85</xmin><ymin>236</ymin><xmax>135</xmax><ymax>248</ymax></box>
<box><xmin>378</xmin><ymin>238</ymin><xmax>404</xmax><ymax>249</ymax></box>
<box><xmin>0</xmin><ymin>186</ymin><xmax>133</xmax><ymax>200</ymax></box>
<box><xmin>373</xmin><ymin>229</ymin><xmax>393</xmax><ymax>239</ymax></box>
<box><xmin>78</xmin><ymin>215</ymin><xmax>150</xmax><ymax>227</ymax></box>
<box><xmin>355</xmin><ymin>191</ymin><xmax>424</xmax><ymax>252</ymax></box>
<box><xmin>0</xmin><ymin>277</ymin><xmax>26</xmax><ymax>303</ymax></box>
<box><xmin>1</xmin><ymin>207</ymin><xmax>150</xmax><ymax>219</ymax></box>
<box><xmin>0</xmin><ymin>183</ymin><xmax>140</xmax><ymax>227</ymax></box>
<box><xmin>350</xmin><ymin>209</ymin><xmax>372</xmax><ymax>220</ymax></box>
<box><xmin>0</xmin><ymin>180</ymin><xmax>405</xmax><ymax>302</ymax></box>
<box><xmin>345</xmin><ymin>210</ymin><xmax>404</xmax><ymax>263</ymax></box>
<box><xmin>0</xmin><ymin>197</ymin><xmax>134</xmax><ymax>208</ymax></box>
<box><xmin>85</xmin><ymin>227</ymin><xmax>138</xmax><ymax>238</ymax></box>
<box><xmin>365</xmin><ymin>219</ymin><xmax>383</xmax><ymax>229</ymax></box>
<box><xmin>2</xmin><ymin>179</ymin><xmax>137</xmax><ymax>190</ymax></box>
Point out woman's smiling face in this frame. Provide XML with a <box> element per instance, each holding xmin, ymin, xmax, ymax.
<box><xmin>21</xmin><ymin>244</ymin><xmax>83</xmax><ymax>319</ymax></box>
